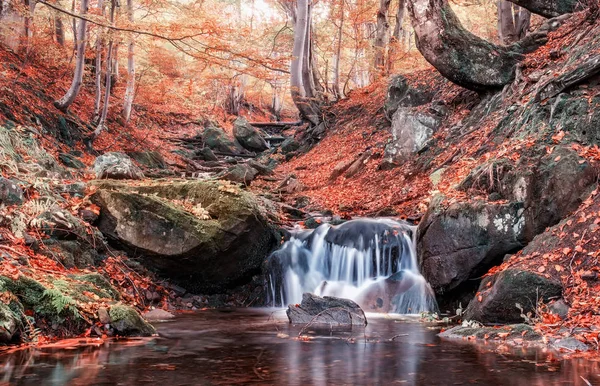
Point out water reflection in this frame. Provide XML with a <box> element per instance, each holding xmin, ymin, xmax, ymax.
<box><xmin>0</xmin><ymin>309</ymin><xmax>599</xmax><ymax>385</ymax></box>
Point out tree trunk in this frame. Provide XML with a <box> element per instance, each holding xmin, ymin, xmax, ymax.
<box><xmin>505</xmin><ymin>0</ymin><xmax>579</xmax><ymax>18</ymax></box>
<box><xmin>71</xmin><ymin>0</ymin><xmax>77</xmax><ymax>50</ymax></box>
<box><xmin>498</xmin><ymin>0</ymin><xmax>517</xmax><ymax>44</ymax></box>
<box><xmin>23</xmin><ymin>0</ymin><xmax>37</xmax><ymax>46</ymax></box>
<box><xmin>122</xmin><ymin>0</ymin><xmax>135</xmax><ymax>122</ymax></box>
<box><xmin>407</xmin><ymin>0</ymin><xmax>548</xmax><ymax>92</ymax></box>
<box><xmin>374</xmin><ymin>0</ymin><xmax>391</xmax><ymax>73</ymax></box>
<box><xmin>95</xmin><ymin>0</ymin><xmax>116</xmax><ymax>137</ymax></box>
<box><xmin>54</xmin><ymin>0</ymin><xmax>89</xmax><ymax>111</ymax></box>
<box><xmin>290</xmin><ymin>0</ymin><xmax>321</xmax><ymax>125</ymax></box>
<box><xmin>54</xmin><ymin>15</ymin><xmax>64</xmax><ymax>45</ymax></box>
<box><xmin>515</xmin><ymin>6</ymin><xmax>531</xmax><ymax>40</ymax></box>
<box><xmin>93</xmin><ymin>0</ymin><xmax>105</xmax><ymax>121</ymax></box>
<box><xmin>333</xmin><ymin>0</ymin><xmax>344</xmax><ymax>99</ymax></box>
<box><xmin>388</xmin><ymin>0</ymin><xmax>406</xmax><ymax>73</ymax></box>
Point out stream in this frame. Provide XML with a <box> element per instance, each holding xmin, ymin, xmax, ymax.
<box><xmin>0</xmin><ymin>308</ymin><xmax>599</xmax><ymax>385</ymax></box>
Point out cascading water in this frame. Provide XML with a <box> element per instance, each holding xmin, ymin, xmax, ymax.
<box><xmin>266</xmin><ymin>218</ymin><xmax>438</xmax><ymax>314</ymax></box>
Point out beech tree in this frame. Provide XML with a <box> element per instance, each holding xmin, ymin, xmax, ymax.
<box><xmin>289</xmin><ymin>0</ymin><xmax>322</xmax><ymax>125</ymax></box>
<box><xmin>95</xmin><ymin>0</ymin><xmax>117</xmax><ymax>136</ymax></box>
<box><xmin>406</xmin><ymin>0</ymin><xmax>556</xmax><ymax>92</ymax></box>
<box><xmin>373</xmin><ymin>0</ymin><xmax>391</xmax><ymax>74</ymax></box>
<box><xmin>54</xmin><ymin>0</ymin><xmax>89</xmax><ymax>111</ymax></box>
<box><xmin>122</xmin><ymin>0</ymin><xmax>135</xmax><ymax>122</ymax></box>
<box><xmin>93</xmin><ymin>0</ymin><xmax>106</xmax><ymax>121</ymax></box>
<box><xmin>498</xmin><ymin>0</ymin><xmax>531</xmax><ymax>44</ymax></box>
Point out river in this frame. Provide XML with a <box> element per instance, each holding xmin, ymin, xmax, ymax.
<box><xmin>0</xmin><ymin>308</ymin><xmax>598</xmax><ymax>385</ymax></box>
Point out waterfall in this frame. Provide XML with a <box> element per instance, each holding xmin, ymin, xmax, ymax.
<box><xmin>266</xmin><ymin>218</ymin><xmax>438</xmax><ymax>314</ymax></box>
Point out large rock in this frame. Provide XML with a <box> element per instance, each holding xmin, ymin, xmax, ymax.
<box><xmin>92</xmin><ymin>180</ymin><xmax>278</xmax><ymax>293</ymax></box>
<box><xmin>0</xmin><ymin>301</ymin><xmax>24</xmax><ymax>343</ymax></box>
<box><xmin>0</xmin><ymin>177</ymin><xmax>23</xmax><ymax>205</ymax></box>
<box><xmin>463</xmin><ymin>269</ymin><xmax>562</xmax><ymax>324</ymax></box>
<box><xmin>203</xmin><ymin>125</ymin><xmax>245</xmax><ymax>154</ymax></box>
<box><xmin>233</xmin><ymin>117</ymin><xmax>269</xmax><ymax>152</ymax></box>
<box><xmin>286</xmin><ymin>293</ymin><xmax>367</xmax><ymax>326</ymax></box>
<box><xmin>218</xmin><ymin>164</ymin><xmax>259</xmax><ymax>185</ymax></box>
<box><xmin>418</xmin><ymin>196</ymin><xmax>526</xmax><ymax>294</ymax></box>
<box><xmin>109</xmin><ymin>304</ymin><xmax>156</xmax><ymax>336</ymax></box>
<box><xmin>384</xmin><ymin>74</ymin><xmax>440</xmax><ymax>116</ymax></box>
<box><xmin>126</xmin><ymin>151</ymin><xmax>166</xmax><ymax>169</ymax></box>
<box><xmin>94</xmin><ymin>152</ymin><xmax>144</xmax><ymax>180</ymax></box>
<box><xmin>382</xmin><ymin>108</ymin><xmax>441</xmax><ymax>167</ymax></box>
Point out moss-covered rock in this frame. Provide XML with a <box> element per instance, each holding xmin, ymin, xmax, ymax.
<box><xmin>233</xmin><ymin>117</ymin><xmax>269</xmax><ymax>152</ymax></box>
<box><xmin>92</xmin><ymin>179</ymin><xmax>279</xmax><ymax>293</ymax></box>
<box><xmin>0</xmin><ymin>297</ymin><xmax>25</xmax><ymax>343</ymax></box>
<box><xmin>203</xmin><ymin>125</ymin><xmax>244</xmax><ymax>154</ymax></box>
<box><xmin>108</xmin><ymin>304</ymin><xmax>156</xmax><ymax>336</ymax></box>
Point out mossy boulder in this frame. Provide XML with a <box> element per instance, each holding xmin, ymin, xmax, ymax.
<box><xmin>233</xmin><ymin>117</ymin><xmax>269</xmax><ymax>152</ymax></box>
<box><xmin>0</xmin><ymin>177</ymin><xmax>24</xmax><ymax>205</ymax></box>
<box><xmin>108</xmin><ymin>304</ymin><xmax>156</xmax><ymax>336</ymax></box>
<box><xmin>203</xmin><ymin>126</ymin><xmax>245</xmax><ymax>154</ymax></box>
<box><xmin>92</xmin><ymin>180</ymin><xmax>279</xmax><ymax>293</ymax></box>
<box><xmin>94</xmin><ymin>152</ymin><xmax>144</xmax><ymax>180</ymax></box>
<box><xmin>463</xmin><ymin>269</ymin><xmax>562</xmax><ymax>324</ymax></box>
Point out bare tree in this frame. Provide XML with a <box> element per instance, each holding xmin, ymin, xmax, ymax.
<box><xmin>498</xmin><ymin>0</ymin><xmax>530</xmax><ymax>44</ymax></box>
<box><xmin>54</xmin><ymin>14</ymin><xmax>65</xmax><ymax>45</ymax></box>
<box><xmin>332</xmin><ymin>0</ymin><xmax>345</xmax><ymax>99</ymax></box>
<box><xmin>54</xmin><ymin>0</ymin><xmax>89</xmax><ymax>111</ymax></box>
<box><xmin>374</xmin><ymin>0</ymin><xmax>391</xmax><ymax>74</ymax></box>
<box><xmin>95</xmin><ymin>0</ymin><xmax>117</xmax><ymax>137</ymax></box>
<box><xmin>122</xmin><ymin>0</ymin><xmax>135</xmax><ymax>122</ymax></box>
<box><xmin>289</xmin><ymin>0</ymin><xmax>321</xmax><ymax>125</ymax></box>
<box><xmin>93</xmin><ymin>0</ymin><xmax>106</xmax><ymax>121</ymax></box>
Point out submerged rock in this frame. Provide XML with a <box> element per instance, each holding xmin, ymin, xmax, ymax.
<box><xmin>143</xmin><ymin>309</ymin><xmax>175</xmax><ymax>321</ymax></box>
<box><xmin>92</xmin><ymin>180</ymin><xmax>278</xmax><ymax>293</ymax></box>
<box><xmin>94</xmin><ymin>152</ymin><xmax>144</xmax><ymax>180</ymax></box>
<box><xmin>286</xmin><ymin>293</ymin><xmax>367</xmax><ymax>326</ymax></box>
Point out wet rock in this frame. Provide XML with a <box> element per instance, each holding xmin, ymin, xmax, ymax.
<box><xmin>219</xmin><ymin>164</ymin><xmax>259</xmax><ymax>185</ymax></box>
<box><xmin>440</xmin><ymin>323</ymin><xmax>541</xmax><ymax>342</ymax></box>
<box><xmin>552</xmin><ymin>337</ymin><xmax>589</xmax><ymax>352</ymax></box>
<box><xmin>98</xmin><ymin>307</ymin><xmax>111</xmax><ymax>324</ymax></box>
<box><xmin>286</xmin><ymin>293</ymin><xmax>367</xmax><ymax>326</ymax></box>
<box><xmin>126</xmin><ymin>151</ymin><xmax>166</xmax><ymax>169</ymax></box>
<box><xmin>58</xmin><ymin>153</ymin><xmax>85</xmax><ymax>169</ymax></box>
<box><xmin>203</xmin><ymin>125</ymin><xmax>245</xmax><ymax>154</ymax></box>
<box><xmin>383</xmin><ymin>108</ymin><xmax>441</xmax><ymax>166</ymax></box>
<box><xmin>92</xmin><ymin>180</ymin><xmax>278</xmax><ymax>293</ymax></box>
<box><xmin>0</xmin><ymin>301</ymin><xmax>24</xmax><ymax>343</ymax></box>
<box><xmin>0</xmin><ymin>177</ymin><xmax>24</xmax><ymax>205</ymax></box>
<box><xmin>233</xmin><ymin>117</ymin><xmax>269</xmax><ymax>152</ymax></box>
<box><xmin>463</xmin><ymin>269</ymin><xmax>562</xmax><ymax>324</ymax></box>
<box><xmin>109</xmin><ymin>304</ymin><xmax>156</xmax><ymax>336</ymax></box>
<box><xmin>79</xmin><ymin>208</ymin><xmax>99</xmax><ymax>224</ymax></box>
<box><xmin>94</xmin><ymin>152</ymin><xmax>144</xmax><ymax>180</ymax></box>
<box><xmin>55</xmin><ymin>182</ymin><xmax>87</xmax><ymax>198</ymax></box>
<box><xmin>418</xmin><ymin>195</ymin><xmax>526</xmax><ymax>294</ymax></box>
<box><xmin>143</xmin><ymin>309</ymin><xmax>175</xmax><ymax>321</ymax></box>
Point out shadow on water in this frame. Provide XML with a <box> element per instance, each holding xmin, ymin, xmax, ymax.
<box><xmin>1</xmin><ymin>309</ymin><xmax>599</xmax><ymax>385</ymax></box>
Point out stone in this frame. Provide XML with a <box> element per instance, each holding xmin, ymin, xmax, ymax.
<box><xmin>0</xmin><ymin>177</ymin><xmax>24</xmax><ymax>205</ymax></box>
<box><xmin>92</xmin><ymin>180</ymin><xmax>278</xmax><ymax>293</ymax></box>
<box><xmin>98</xmin><ymin>307</ymin><xmax>111</xmax><ymax>324</ymax></box>
<box><xmin>218</xmin><ymin>164</ymin><xmax>259</xmax><ymax>185</ymax></box>
<box><xmin>196</xmin><ymin>147</ymin><xmax>218</xmax><ymax>161</ymax></box>
<box><xmin>143</xmin><ymin>309</ymin><xmax>176</xmax><ymax>321</ymax></box>
<box><xmin>463</xmin><ymin>269</ymin><xmax>562</xmax><ymax>324</ymax></box>
<box><xmin>552</xmin><ymin>337</ymin><xmax>589</xmax><ymax>352</ymax></box>
<box><xmin>280</xmin><ymin>138</ymin><xmax>301</xmax><ymax>154</ymax></box>
<box><xmin>58</xmin><ymin>153</ymin><xmax>85</xmax><ymax>169</ymax></box>
<box><xmin>203</xmin><ymin>125</ymin><xmax>245</xmax><ymax>154</ymax></box>
<box><xmin>383</xmin><ymin>108</ymin><xmax>441</xmax><ymax>165</ymax></box>
<box><xmin>93</xmin><ymin>152</ymin><xmax>144</xmax><ymax>180</ymax></box>
<box><xmin>429</xmin><ymin>168</ymin><xmax>446</xmax><ymax>188</ymax></box>
<box><xmin>384</xmin><ymin>74</ymin><xmax>441</xmax><ymax>116</ymax></box>
<box><xmin>109</xmin><ymin>304</ymin><xmax>156</xmax><ymax>336</ymax></box>
<box><xmin>418</xmin><ymin>195</ymin><xmax>526</xmax><ymax>294</ymax></box>
<box><xmin>233</xmin><ymin>117</ymin><xmax>269</xmax><ymax>152</ymax></box>
<box><xmin>276</xmin><ymin>175</ymin><xmax>304</xmax><ymax>194</ymax></box>
<box><xmin>286</xmin><ymin>293</ymin><xmax>367</xmax><ymax>326</ymax></box>
<box><xmin>548</xmin><ymin>299</ymin><xmax>569</xmax><ymax>320</ymax></box>
<box><xmin>0</xmin><ymin>301</ymin><xmax>23</xmax><ymax>343</ymax></box>
<box><xmin>126</xmin><ymin>151</ymin><xmax>166</xmax><ymax>169</ymax></box>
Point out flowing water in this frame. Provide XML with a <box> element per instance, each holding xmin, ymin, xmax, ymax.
<box><xmin>266</xmin><ymin>219</ymin><xmax>437</xmax><ymax>314</ymax></box>
<box><xmin>0</xmin><ymin>309</ymin><xmax>598</xmax><ymax>385</ymax></box>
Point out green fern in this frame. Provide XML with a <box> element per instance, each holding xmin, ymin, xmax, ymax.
<box><xmin>41</xmin><ymin>287</ymin><xmax>80</xmax><ymax>320</ymax></box>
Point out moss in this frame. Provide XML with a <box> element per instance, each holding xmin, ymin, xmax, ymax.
<box><xmin>109</xmin><ymin>304</ymin><xmax>156</xmax><ymax>336</ymax></box>
<box><xmin>73</xmin><ymin>273</ymin><xmax>120</xmax><ymax>300</ymax></box>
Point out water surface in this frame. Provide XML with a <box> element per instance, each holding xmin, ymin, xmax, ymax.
<box><xmin>1</xmin><ymin>309</ymin><xmax>599</xmax><ymax>385</ymax></box>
